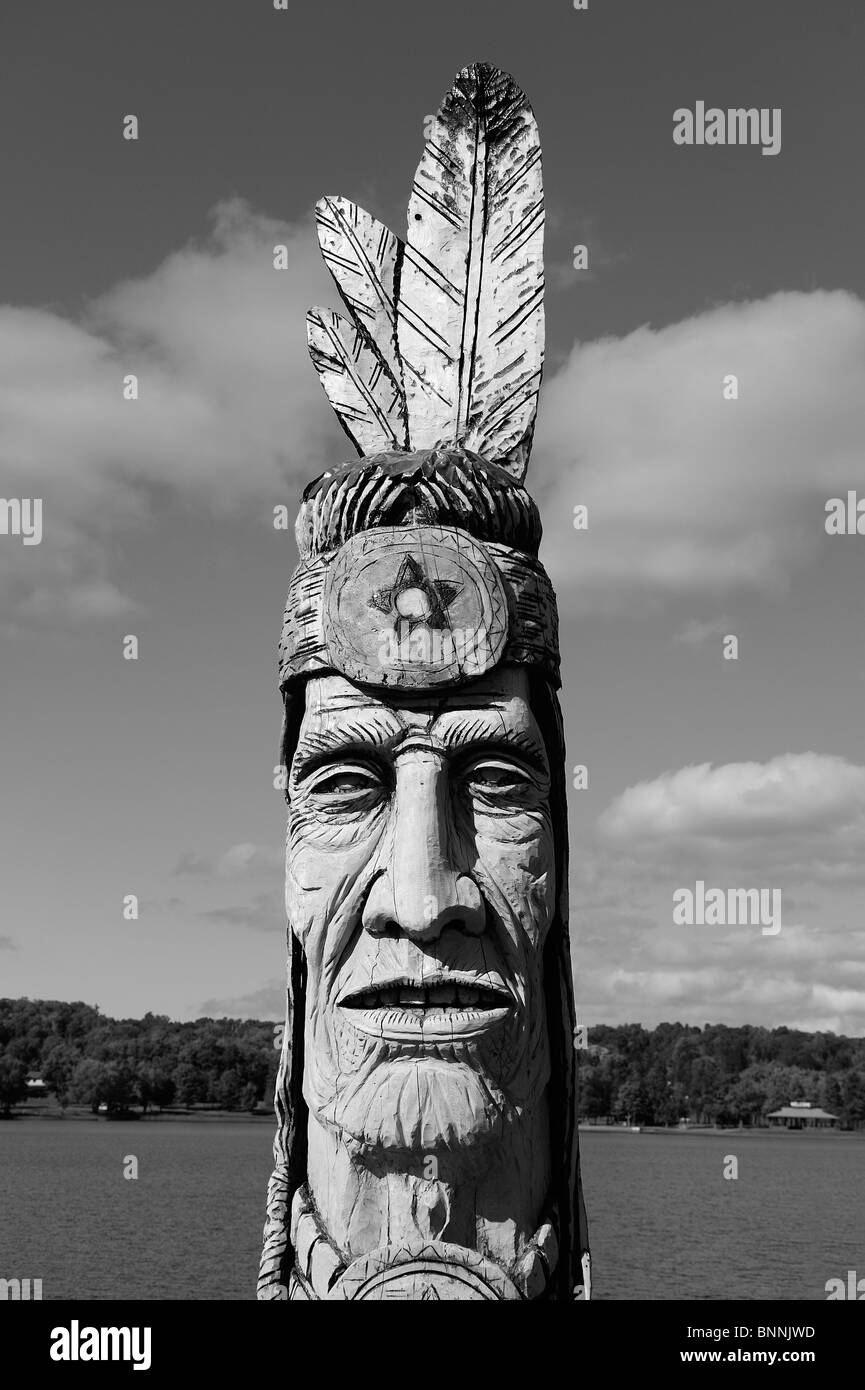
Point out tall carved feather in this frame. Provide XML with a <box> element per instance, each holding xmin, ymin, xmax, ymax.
<box><xmin>315</xmin><ymin>196</ymin><xmax>406</xmax><ymax>396</ymax></box>
<box><xmin>307</xmin><ymin>306</ymin><xmax>406</xmax><ymax>455</ymax></box>
<box><xmin>396</xmin><ymin>62</ymin><xmax>544</xmax><ymax>477</ymax></box>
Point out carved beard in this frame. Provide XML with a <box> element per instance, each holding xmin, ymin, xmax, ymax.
<box><xmin>299</xmin><ymin>873</ymin><xmax>552</xmax><ymax>1161</ymax></box>
<box><xmin>324</xmin><ymin>1010</ymin><xmax>536</xmax><ymax>1159</ymax></box>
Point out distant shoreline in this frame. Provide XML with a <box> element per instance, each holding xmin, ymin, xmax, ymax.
<box><xmin>578</xmin><ymin>1122</ymin><xmax>862</xmax><ymax>1136</ymax></box>
<box><xmin>3</xmin><ymin>1107</ymin><xmax>274</xmax><ymax>1123</ymax></box>
<box><xmin>6</xmin><ymin>1111</ymin><xmax>860</xmax><ymax>1133</ymax></box>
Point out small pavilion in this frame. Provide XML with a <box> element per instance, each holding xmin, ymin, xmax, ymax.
<box><xmin>766</xmin><ymin>1101</ymin><xmax>837</xmax><ymax>1129</ymax></box>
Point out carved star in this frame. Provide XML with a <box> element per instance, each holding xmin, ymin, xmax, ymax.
<box><xmin>369</xmin><ymin>555</ymin><xmax>461</xmax><ymax>633</ymax></box>
<box><xmin>420</xmin><ymin>1285</ymin><xmax>440</xmax><ymax>1300</ymax></box>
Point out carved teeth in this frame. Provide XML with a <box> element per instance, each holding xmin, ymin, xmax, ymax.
<box><xmin>343</xmin><ymin>981</ymin><xmax>506</xmax><ymax>1011</ymax></box>
<box><xmin>399</xmin><ymin>989</ymin><xmax>426</xmax><ymax>1006</ymax></box>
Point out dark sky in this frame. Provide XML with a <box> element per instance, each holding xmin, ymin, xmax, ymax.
<box><xmin>3</xmin><ymin>0</ymin><xmax>864</xmax><ymax>343</ymax></box>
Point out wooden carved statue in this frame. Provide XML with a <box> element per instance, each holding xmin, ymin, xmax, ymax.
<box><xmin>258</xmin><ymin>62</ymin><xmax>591</xmax><ymax>1301</ymax></box>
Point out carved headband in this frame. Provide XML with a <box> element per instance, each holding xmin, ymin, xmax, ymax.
<box><xmin>279</xmin><ymin>524</ymin><xmax>559</xmax><ymax>690</ymax></box>
<box><xmin>280</xmin><ymin>447</ymin><xmax>560</xmax><ymax>693</ymax></box>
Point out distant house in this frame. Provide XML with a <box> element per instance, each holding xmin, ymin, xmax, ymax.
<box><xmin>25</xmin><ymin>1074</ymin><xmax>48</xmax><ymax>1099</ymax></box>
<box><xmin>766</xmin><ymin>1101</ymin><xmax>837</xmax><ymax>1130</ymax></box>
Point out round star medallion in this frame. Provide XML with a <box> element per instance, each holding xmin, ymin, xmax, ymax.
<box><xmin>322</xmin><ymin>526</ymin><xmax>509</xmax><ymax>689</ymax></box>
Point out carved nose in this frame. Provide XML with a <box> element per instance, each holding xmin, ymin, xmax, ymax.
<box><xmin>362</xmin><ymin>752</ymin><xmax>484</xmax><ymax>941</ymax></box>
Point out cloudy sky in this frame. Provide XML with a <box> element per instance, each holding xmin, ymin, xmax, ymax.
<box><xmin>1</xmin><ymin>0</ymin><xmax>864</xmax><ymax>1034</ymax></box>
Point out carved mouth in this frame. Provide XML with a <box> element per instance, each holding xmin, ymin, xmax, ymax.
<box><xmin>338</xmin><ymin>976</ymin><xmax>513</xmax><ymax>1041</ymax></box>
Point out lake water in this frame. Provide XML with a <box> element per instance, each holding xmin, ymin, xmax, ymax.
<box><xmin>582</xmin><ymin>1127</ymin><xmax>864</xmax><ymax>1301</ymax></box>
<box><xmin>1</xmin><ymin>1120</ymin><xmax>861</xmax><ymax>1300</ymax></box>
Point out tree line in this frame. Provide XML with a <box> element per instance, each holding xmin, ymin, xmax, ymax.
<box><xmin>1</xmin><ymin>1001</ymin><xmax>864</xmax><ymax>1128</ymax></box>
<box><xmin>579</xmin><ymin>1022</ymin><xmax>865</xmax><ymax>1128</ymax></box>
<box><xmin>0</xmin><ymin>999</ymin><xmax>278</xmax><ymax>1116</ymax></box>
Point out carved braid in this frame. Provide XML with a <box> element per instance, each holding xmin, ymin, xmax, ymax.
<box><xmin>531</xmin><ymin>673</ymin><xmax>591</xmax><ymax>1299</ymax></box>
<box><xmin>258</xmin><ymin>698</ymin><xmax>309</xmax><ymax>1300</ymax></box>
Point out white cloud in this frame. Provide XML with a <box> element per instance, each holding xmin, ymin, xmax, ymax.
<box><xmin>672</xmin><ymin>615</ymin><xmax>732</xmax><ymax>646</ymax></box>
<box><xmin>583</xmin><ymin>965</ymin><xmax>865</xmax><ymax>1036</ymax></box>
<box><xmin>175</xmin><ymin>841</ymin><xmax>283</xmax><ymax>878</ymax></box>
<box><xmin>568</xmin><ymin>757</ymin><xmax>865</xmax><ymax>1032</ymax></box>
<box><xmin>533</xmin><ymin>290</ymin><xmax>865</xmax><ymax>606</ymax></box>
<box><xmin>597</xmin><ymin>753</ymin><xmax>865</xmax><ymax>847</ymax></box>
<box><xmin>6</xmin><ymin>216</ymin><xmax>865</xmax><ymax>624</ymax></box>
<box><xmin>573</xmin><ymin>912</ymin><xmax>865</xmax><ymax>1035</ymax></box>
<box><xmin>19</xmin><ymin>578</ymin><xmax>138</xmax><ymax>620</ymax></box>
<box><xmin>0</xmin><ymin>198</ymin><xmax>337</xmax><ymax>622</ymax></box>
<box><xmin>198</xmin><ymin>981</ymin><xmax>285</xmax><ymax>1021</ymax></box>
<box><xmin>6</xmin><ymin>217</ymin><xmax>865</xmax><ymax>627</ymax></box>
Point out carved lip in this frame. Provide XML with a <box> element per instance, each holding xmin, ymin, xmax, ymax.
<box><xmin>337</xmin><ymin>974</ymin><xmax>513</xmax><ymax>1041</ymax></box>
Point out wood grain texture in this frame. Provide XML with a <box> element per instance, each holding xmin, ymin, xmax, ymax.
<box><xmin>396</xmin><ymin>63</ymin><xmax>544</xmax><ymax>473</ymax></box>
<box><xmin>278</xmin><ymin>531</ymin><xmax>560</xmax><ymax>691</ymax></box>
<box><xmin>261</xmin><ymin>63</ymin><xmax>591</xmax><ymax>1300</ymax></box>
<box><xmin>315</xmin><ymin>196</ymin><xmax>407</xmax><ymax>418</ymax></box>
<box><xmin>307</xmin><ymin>306</ymin><xmax>406</xmax><ymax>454</ymax></box>
<box><xmin>283</xmin><ymin>667</ymin><xmax>556</xmax><ymax>1298</ymax></box>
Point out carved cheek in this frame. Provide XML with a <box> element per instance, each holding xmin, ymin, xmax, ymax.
<box><xmin>473</xmin><ymin>817</ymin><xmax>556</xmax><ymax>950</ymax></box>
<box><xmin>286</xmin><ymin>808</ymin><xmax>386</xmax><ymax>929</ymax></box>
<box><xmin>286</xmin><ymin>814</ymin><xmax>388</xmax><ymax>1023</ymax></box>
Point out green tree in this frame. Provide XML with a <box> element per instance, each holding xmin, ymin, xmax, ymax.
<box><xmin>102</xmin><ymin>1063</ymin><xmax>137</xmax><ymax>1112</ymax></box>
<box><xmin>841</xmin><ymin>1070</ymin><xmax>865</xmax><ymax>1128</ymax></box>
<box><xmin>240</xmin><ymin>1082</ymin><xmax>259</xmax><ymax>1113</ymax></box>
<box><xmin>41</xmin><ymin>1043</ymin><xmax>81</xmax><ymax>1107</ymax></box>
<box><xmin>689</xmin><ymin>1056</ymin><xmax>723</xmax><ymax>1123</ymax></box>
<box><xmin>579</xmin><ymin>1065</ymin><xmax>612</xmax><ymax>1120</ymax></box>
<box><xmin>723</xmin><ymin>1066</ymin><xmax>769</xmax><ymax>1126</ymax></box>
<box><xmin>0</xmin><ymin>1056</ymin><xmax>28</xmax><ymax>1116</ymax></box>
<box><xmin>69</xmin><ymin>1058</ymin><xmax>114</xmax><ymax>1112</ymax></box>
<box><xmin>215</xmin><ymin>1068</ymin><xmax>242</xmax><ymax>1110</ymax></box>
<box><xmin>820</xmin><ymin>1073</ymin><xmax>843</xmax><ymax>1116</ymax></box>
<box><xmin>614</xmin><ymin>1077</ymin><xmax>654</xmax><ymax>1126</ymax></box>
<box><xmin>136</xmin><ymin>1064</ymin><xmax>175</xmax><ymax>1113</ymax></box>
<box><xmin>173</xmin><ymin>1062</ymin><xmax>208</xmax><ymax>1107</ymax></box>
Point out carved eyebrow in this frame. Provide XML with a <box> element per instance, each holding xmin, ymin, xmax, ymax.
<box><xmin>292</xmin><ymin>702</ymin><xmax>548</xmax><ymax>772</ymax></box>
<box><xmin>436</xmin><ymin>717</ymin><xmax>548</xmax><ymax>771</ymax></box>
<box><xmin>292</xmin><ymin>710</ymin><xmax>408</xmax><ymax>770</ymax></box>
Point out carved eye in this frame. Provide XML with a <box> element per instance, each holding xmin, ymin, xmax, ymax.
<box><xmin>305</xmin><ymin>762</ymin><xmax>386</xmax><ymax>812</ymax></box>
<box><xmin>461</xmin><ymin>758</ymin><xmax>535</xmax><ymax>804</ymax></box>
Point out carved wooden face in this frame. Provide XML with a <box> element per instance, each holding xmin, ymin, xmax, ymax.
<box><xmin>285</xmin><ymin>666</ymin><xmax>555</xmax><ymax>1158</ymax></box>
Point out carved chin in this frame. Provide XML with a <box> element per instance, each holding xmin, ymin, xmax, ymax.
<box><xmin>325</xmin><ymin>1053</ymin><xmax>518</xmax><ymax>1157</ymax></box>
<box><xmin>304</xmin><ymin>989</ymin><xmax>549</xmax><ymax>1160</ymax></box>
<box><xmin>305</xmin><ymin>1014</ymin><xmax>534</xmax><ymax>1158</ymax></box>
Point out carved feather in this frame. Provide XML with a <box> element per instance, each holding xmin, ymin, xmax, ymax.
<box><xmin>396</xmin><ymin>62</ymin><xmax>544</xmax><ymax>476</ymax></box>
<box><xmin>315</xmin><ymin>196</ymin><xmax>406</xmax><ymax>394</ymax></box>
<box><xmin>307</xmin><ymin>306</ymin><xmax>407</xmax><ymax>455</ymax></box>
